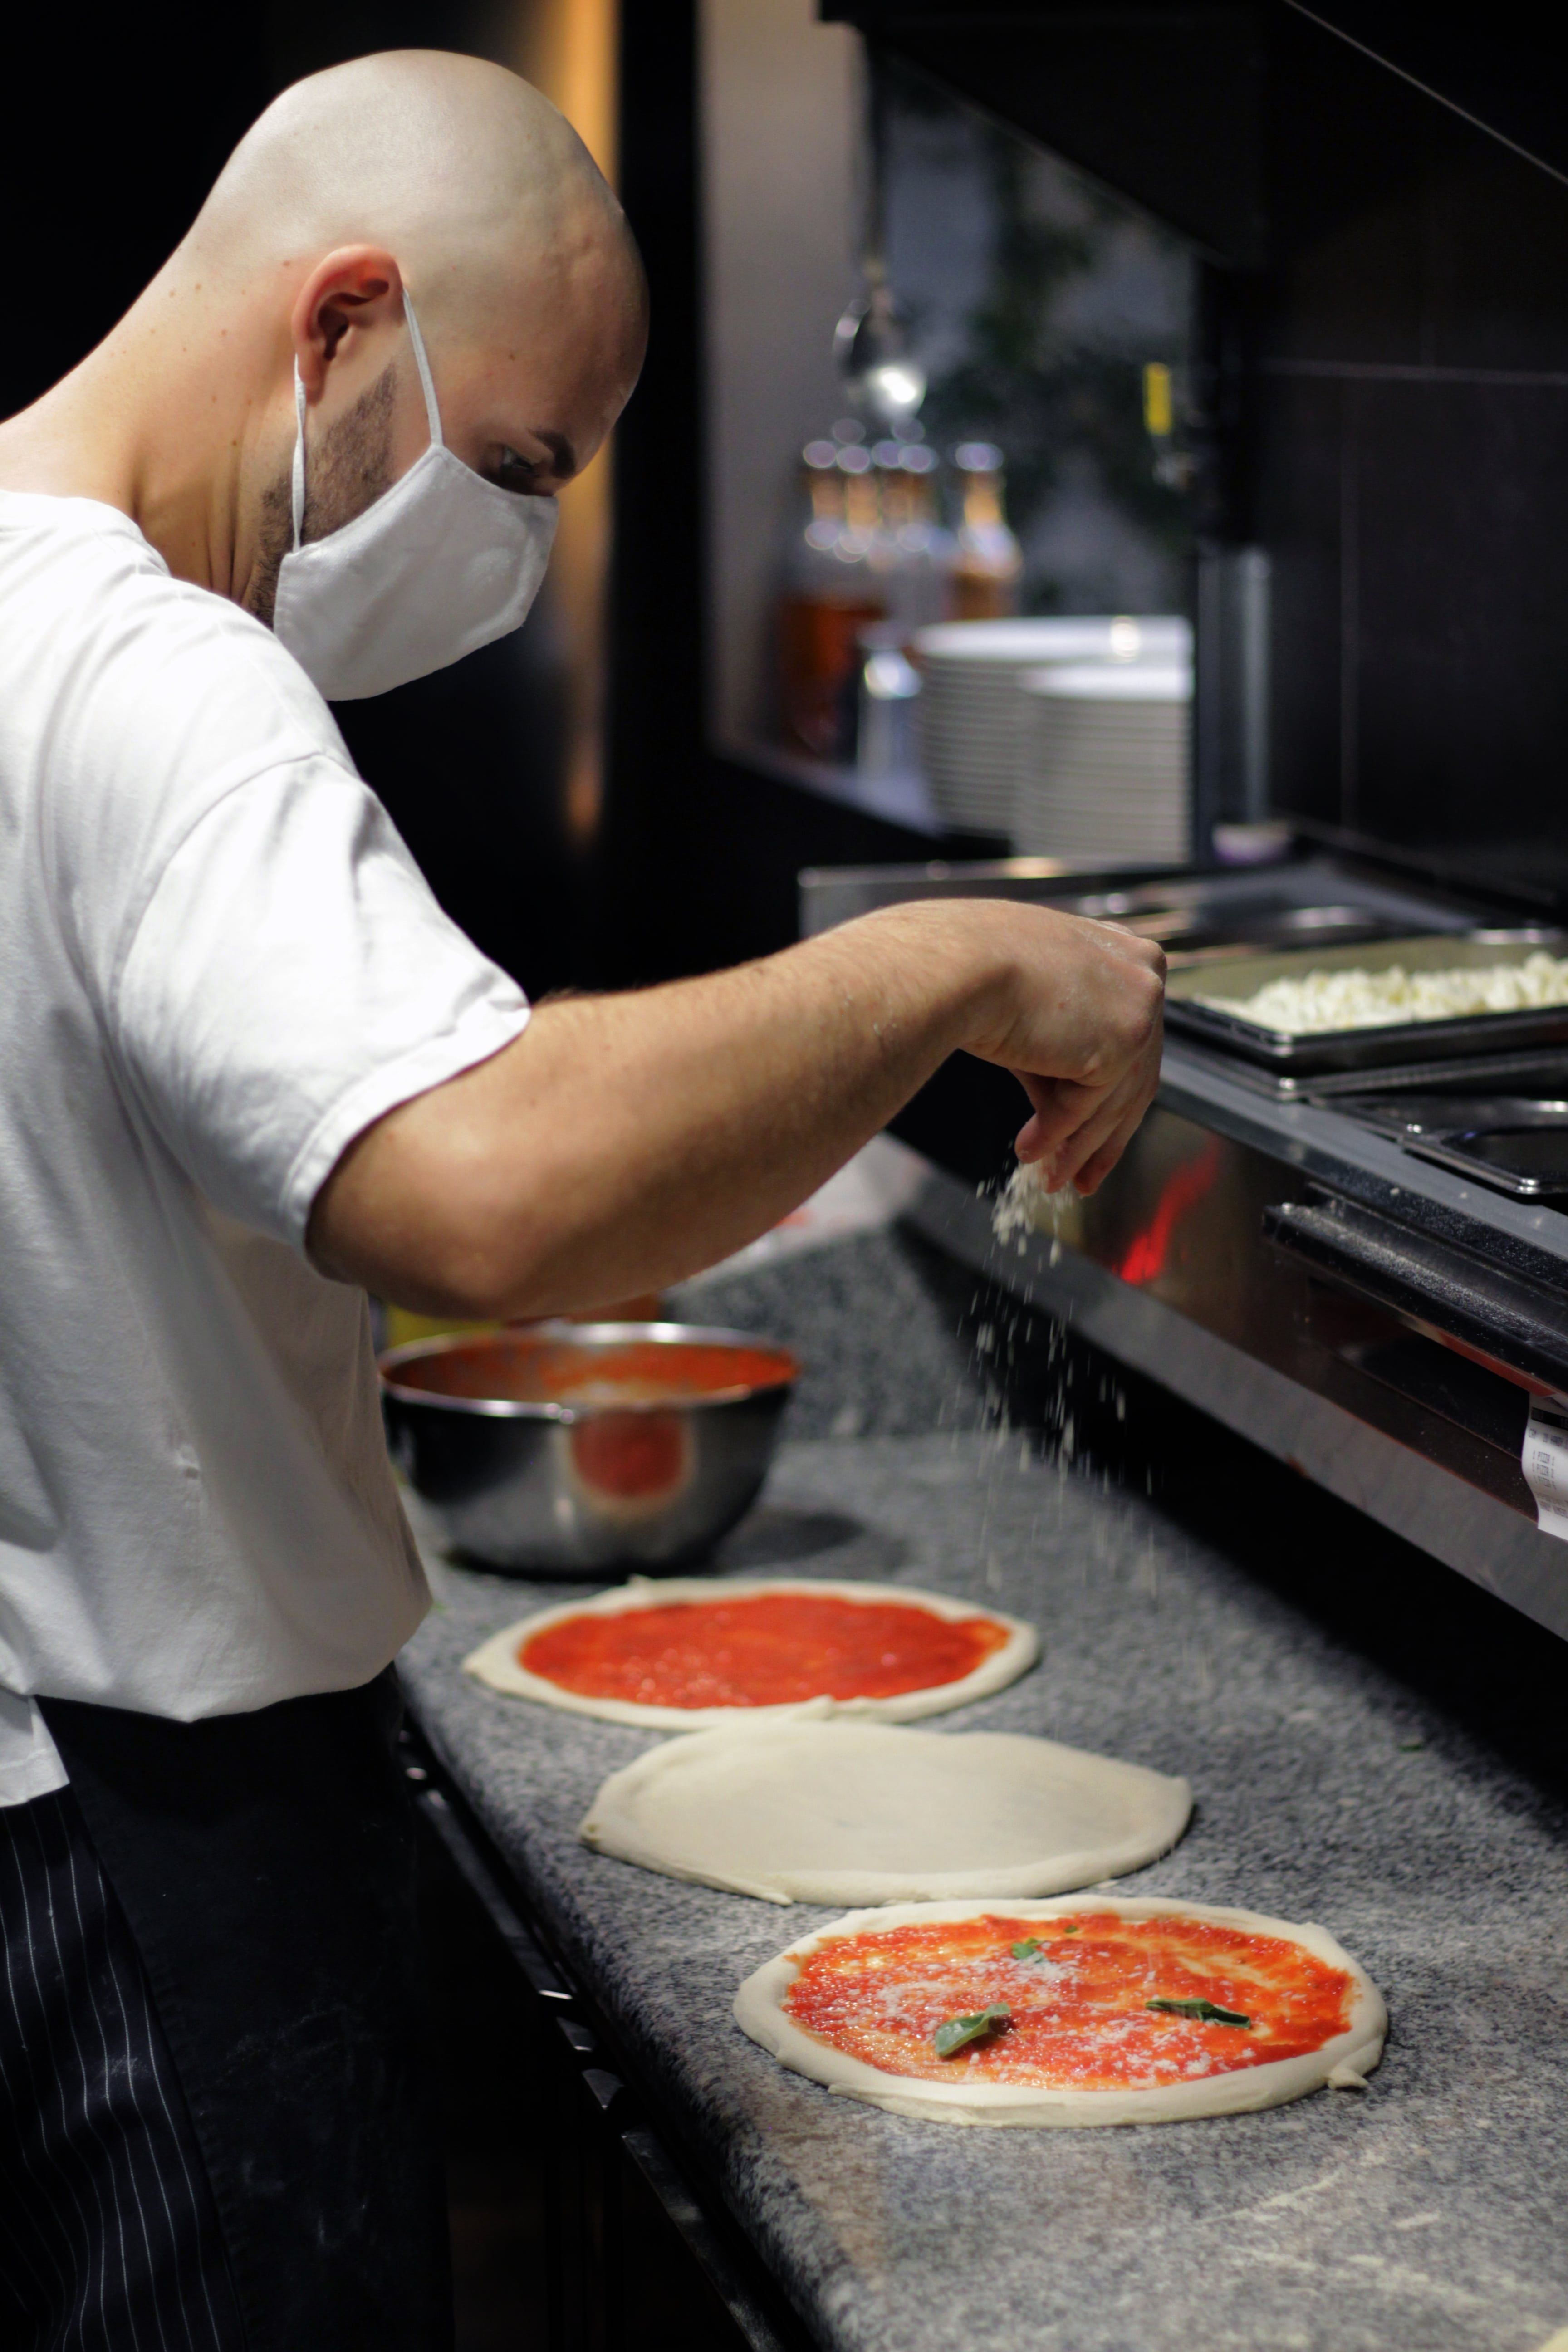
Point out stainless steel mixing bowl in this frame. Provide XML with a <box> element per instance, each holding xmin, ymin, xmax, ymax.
<box><xmin>379</xmin><ymin>1322</ymin><xmax>799</xmax><ymax>1573</ymax></box>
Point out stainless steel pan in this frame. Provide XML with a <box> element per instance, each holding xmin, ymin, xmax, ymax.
<box><xmin>1165</xmin><ymin>930</ymin><xmax>1568</xmax><ymax>1074</ymax></box>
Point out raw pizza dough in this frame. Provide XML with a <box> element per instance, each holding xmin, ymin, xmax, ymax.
<box><xmin>579</xmin><ymin>1719</ymin><xmax>1191</xmax><ymax>1904</ymax></box>
<box><xmin>462</xmin><ymin>1576</ymin><xmax>1039</xmax><ymax>1729</ymax></box>
<box><xmin>733</xmin><ymin>1895</ymin><xmax>1387</xmax><ymax>2127</ymax></box>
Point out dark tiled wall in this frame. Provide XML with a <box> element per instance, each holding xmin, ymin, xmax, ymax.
<box><xmin>1253</xmin><ymin>21</ymin><xmax>1568</xmax><ymax>892</ymax></box>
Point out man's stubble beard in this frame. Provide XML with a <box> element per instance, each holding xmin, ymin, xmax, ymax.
<box><xmin>243</xmin><ymin>361</ymin><xmax>399</xmax><ymax>630</ymax></box>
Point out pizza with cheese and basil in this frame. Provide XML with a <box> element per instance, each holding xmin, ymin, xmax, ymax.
<box><xmin>733</xmin><ymin>1896</ymin><xmax>1387</xmax><ymax>2126</ymax></box>
<box><xmin>462</xmin><ymin>1576</ymin><xmax>1038</xmax><ymax>1729</ymax></box>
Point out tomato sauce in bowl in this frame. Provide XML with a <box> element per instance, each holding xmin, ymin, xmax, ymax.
<box><xmin>382</xmin><ymin>1329</ymin><xmax>799</xmax><ymax>1412</ymax></box>
<box><xmin>378</xmin><ymin>1322</ymin><xmax>801</xmax><ymax>1573</ymax></box>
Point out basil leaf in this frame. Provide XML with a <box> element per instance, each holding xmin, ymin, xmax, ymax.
<box><xmin>1012</xmin><ymin>1928</ymin><xmax>1079</xmax><ymax>1960</ymax></box>
<box><xmin>1146</xmin><ymin>1996</ymin><xmax>1252</xmax><ymax>2029</ymax></box>
<box><xmin>933</xmin><ymin>2002</ymin><xmax>1012</xmax><ymax>2058</ymax></box>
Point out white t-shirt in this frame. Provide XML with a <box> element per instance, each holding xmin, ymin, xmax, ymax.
<box><xmin>0</xmin><ymin>492</ymin><xmax>533</xmax><ymax>1804</ymax></box>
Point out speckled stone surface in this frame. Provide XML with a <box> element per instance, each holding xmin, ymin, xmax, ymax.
<box><xmin>400</xmin><ymin>1435</ymin><xmax>1568</xmax><ymax>2352</ymax></box>
<box><xmin>668</xmin><ymin>1226</ymin><xmax>990</xmax><ymax>1440</ymax></box>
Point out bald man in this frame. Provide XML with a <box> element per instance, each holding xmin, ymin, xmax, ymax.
<box><xmin>0</xmin><ymin>47</ymin><xmax>1162</xmax><ymax>2352</ymax></box>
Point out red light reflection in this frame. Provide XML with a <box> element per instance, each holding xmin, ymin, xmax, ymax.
<box><xmin>1117</xmin><ymin>1142</ymin><xmax>1222</xmax><ymax>1285</ymax></box>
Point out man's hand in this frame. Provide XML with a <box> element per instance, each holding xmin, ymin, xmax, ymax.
<box><xmin>310</xmin><ymin>897</ymin><xmax>1165</xmax><ymax>1320</ymax></box>
<box><xmin>965</xmin><ymin>909</ymin><xmax>1165</xmax><ymax>1194</ymax></box>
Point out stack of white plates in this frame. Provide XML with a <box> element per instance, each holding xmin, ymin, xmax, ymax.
<box><xmin>1014</xmin><ymin>662</ymin><xmax>1191</xmax><ymax>860</ymax></box>
<box><xmin>913</xmin><ymin>617</ymin><xmax>1191</xmax><ymax>833</ymax></box>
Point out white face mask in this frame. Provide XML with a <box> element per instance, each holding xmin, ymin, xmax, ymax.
<box><xmin>273</xmin><ymin>290</ymin><xmax>558</xmax><ymax>701</ymax></box>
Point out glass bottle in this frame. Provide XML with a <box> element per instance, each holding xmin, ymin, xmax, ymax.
<box><xmin>776</xmin><ymin>431</ymin><xmax>887</xmax><ymax>760</ymax></box>
<box><xmin>871</xmin><ymin>438</ymin><xmax>954</xmax><ymax>632</ymax></box>
<box><xmin>950</xmin><ymin>441</ymin><xmax>1022</xmax><ymax>621</ymax></box>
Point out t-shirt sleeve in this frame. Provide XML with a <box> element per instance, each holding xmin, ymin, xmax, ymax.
<box><xmin>112</xmin><ymin>756</ymin><xmax>532</xmax><ymax>1247</ymax></box>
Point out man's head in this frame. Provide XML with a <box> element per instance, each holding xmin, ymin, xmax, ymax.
<box><xmin>118</xmin><ymin>52</ymin><xmax>647</xmax><ymax>620</ymax></box>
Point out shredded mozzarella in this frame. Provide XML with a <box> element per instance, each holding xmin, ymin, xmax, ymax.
<box><xmin>991</xmin><ymin>1162</ymin><xmax>1076</xmax><ymax>1244</ymax></box>
<box><xmin>1200</xmin><ymin>950</ymin><xmax>1568</xmax><ymax>1036</ymax></box>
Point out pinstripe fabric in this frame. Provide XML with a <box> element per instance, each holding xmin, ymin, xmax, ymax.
<box><xmin>40</xmin><ymin>1676</ymin><xmax>451</xmax><ymax>2352</ymax></box>
<box><xmin>0</xmin><ymin>1789</ymin><xmax>244</xmax><ymax>2352</ymax></box>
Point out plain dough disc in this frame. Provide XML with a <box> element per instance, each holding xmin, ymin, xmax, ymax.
<box><xmin>733</xmin><ymin>1895</ymin><xmax>1388</xmax><ymax>2128</ymax></box>
<box><xmin>462</xmin><ymin>1576</ymin><xmax>1039</xmax><ymax>1728</ymax></box>
<box><xmin>579</xmin><ymin>1720</ymin><xmax>1192</xmax><ymax>1904</ymax></box>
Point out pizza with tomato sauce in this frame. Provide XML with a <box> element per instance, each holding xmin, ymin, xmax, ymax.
<box><xmin>462</xmin><ymin>1576</ymin><xmax>1038</xmax><ymax>1728</ymax></box>
<box><xmin>733</xmin><ymin>1896</ymin><xmax>1387</xmax><ymax>2126</ymax></box>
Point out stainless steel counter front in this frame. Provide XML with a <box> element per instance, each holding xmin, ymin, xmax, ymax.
<box><xmin>906</xmin><ymin>1041</ymin><xmax>1568</xmax><ymax>1640</ymax></box>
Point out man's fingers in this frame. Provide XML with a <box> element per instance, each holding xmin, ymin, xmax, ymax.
<box><xmin>1013</xmin><ymin>1072</ymin><xmax>1127</xmax><ymax>1183</ymax></box>
<box><xmin>1072</xmin><ymin>1098</ymin><xmax>1154</xmax><ymax>1195</ymax></box>
<box><xmin>1015</xmin><ymin>1052</ymin><xmax>1153</xmax><ymax>1174</ymax></box>
<box><xmin>1072</xmin><ymin>1095</ymin><xmax>1160</xmax><ymax>1193</ymax></box>
<box><xmin>1049</xmin><ymin>1064</ymin><xmax>1151</xmax><ymax>1190</ymax></box>
<box><xmin>1013</xmin><ymin>1012</ymin><xmax>1160</xmax><ymax>1187</ymax></box>
<box><xmin>1061</xmin><ymin>1036</ymin><xmax>1163</xmax><ymax>1191</ymax></box>
<box><xmin>1013</xmin><ymin>1072</ymin><xmax>1111</xmax><ymax>1166</ymax></box>
<box><xmin>1014</xmin><ymin>1074</ymin><xmax>1073</xmax><ymax>1164</ymax></box>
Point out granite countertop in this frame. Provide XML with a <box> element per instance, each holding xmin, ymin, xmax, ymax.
<box><xmin>400</xmin><ymin>1427</ymin><xmax>1568</xmax><ymax>2352</ymax></box>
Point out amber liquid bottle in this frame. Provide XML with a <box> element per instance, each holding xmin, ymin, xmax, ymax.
<box><xmin>950</xmin><ymin>441</ymin><xmax>1022</xmax><ymax>621</ymax></box>
<box><xmin>872</xmin><ymin>440</ymin><xmax>954</xmax><ymax>631</ymax></box>
<box><xmin>778</xmin><ymin>440</ymin><xmax>887</xmax><ymax>760</ymax></box>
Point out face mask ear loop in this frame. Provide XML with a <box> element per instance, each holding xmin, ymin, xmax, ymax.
<box><xmin>291</xmin><ymin>363</ymin><xmax>308</xmax><ymax>550</ymax></box>
<box><xmin>401</xmin><ymin>289</ymin><xmax>445</xmax><ymax>451</ymax></box>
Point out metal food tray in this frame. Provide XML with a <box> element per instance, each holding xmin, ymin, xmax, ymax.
<box><xmin>1164</xmin><ymin>930</ymin><xmax>1568</xmax><ymax>1074</ymax></box>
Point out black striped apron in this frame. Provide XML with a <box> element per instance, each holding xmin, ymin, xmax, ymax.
<box><xmin>0</xmin><ymin>1786</ymin><xmax>241</xmax><ymax>2350</ymax></box>
<box><xmin>1</xmin><ymin>1672</ymin><xmax>450</xmax><ymax>2352</ymax></box>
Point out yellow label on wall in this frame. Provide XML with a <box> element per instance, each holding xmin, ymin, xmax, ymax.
<box><xmin>1143</xmin><ymin>362</ymin><xmax>1173</xmax><ymax>438</ymax></box>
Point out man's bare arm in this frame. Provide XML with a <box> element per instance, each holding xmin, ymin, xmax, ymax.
<box><xmin>309</xmin><ymin>898</ymin><xmax>1164</xmax><ymax>1319</ymax></box>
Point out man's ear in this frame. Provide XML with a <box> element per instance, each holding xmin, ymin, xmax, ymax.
<box><xmin>289</xmin><ymin>246</ymin><xmax>405</xmax><ymax>402</ymax></box>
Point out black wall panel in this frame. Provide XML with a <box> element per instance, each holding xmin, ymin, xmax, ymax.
<box><xmin>1252</xmin><ymin>18</ymin><xmax>1568</xmax><ymax>880</ymax></box>
<box><xmin>829</xmin><ymin>1</ymin><xmax>1568</xmax><ymax>902</ymax></box>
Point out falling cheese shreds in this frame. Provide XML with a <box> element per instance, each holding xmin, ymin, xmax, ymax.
<box><xmin>1200</xmin><ymin>951</ymin><xmax>1568</xmax><ymax>1036</ymax></box>
<box><xmin>992</xmin><ymin>1162</ymin><xmax>1077</xmax><ymax>1243</ymax></box>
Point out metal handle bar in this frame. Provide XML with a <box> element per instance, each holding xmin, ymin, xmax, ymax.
<box><xmin>1263</xmin><ymin>1193</ymin><xmax>1568</xmax><ymax>1394</ymax></box>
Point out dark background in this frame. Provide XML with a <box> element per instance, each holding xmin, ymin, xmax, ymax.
<box><xmin>832</xmin><ymin>1</ymin><xmax>1568</xmax><ymax>911</ymax></box>
<box><xmin>5</xmin><ymin>0</ymin><xmax>942</xmax><ymax>1010</ymax></box>
<box><xmin>15</xmin><ymin>6</ymin><xmax>1568</xmax><ymax>993</ymax></box>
